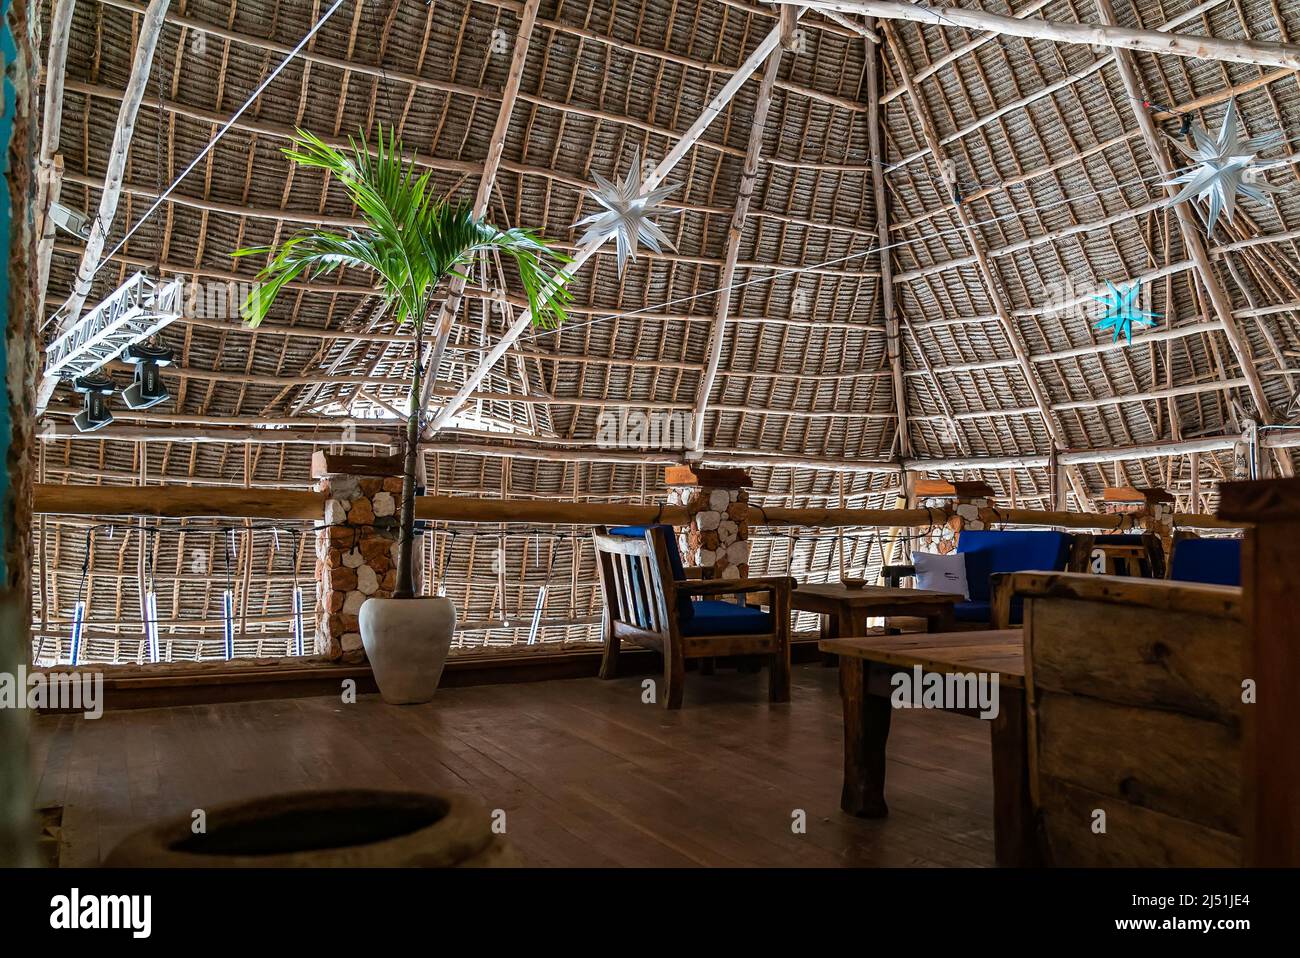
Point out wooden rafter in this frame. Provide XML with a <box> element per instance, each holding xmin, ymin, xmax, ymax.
<box><xmin>1093</xmin><ymin>0</ymin><xmax>1291</xmax><ymax>477</ymax></box>
<box><xmin>879</xmin><ymin>23</ymin><xmax>1057</xmax><ymax>443</ymax></box>
<box><xmin>35</xmin><ymin>0</ymin><xmax>170</xmax><ymax>414</ymax></box>
<box><xmin>879</xmin><ymin>19</ymin><xmax>1100</xmax><ymax>507</ymax></box>
<box><xmin>34</xmin><ymin>0</ymin><xmax>77</xmax><ymax>323</ymax></box>
<box><xmin>689</xmin><ymin>47</ymin><xmax>784</xmax><ymax>451</ymax></box>
<box><xmin>865</xmin><ymin>18</ymin><xmax>907</xmax><ymax>459</ymax></box>
<box><xmin>424</xmin><ymin>14</ymin><xmax>802</xmax><ymax>437</ymax></box>
<box><xmin>418</xmin><ymin>0</ymin><xmax>541</xmax><ymax>418</ymax></box>
<box><xmin>780</xmin><ymin>0</ymin><xmax>1300</xmax><ymax>70</ymax></box>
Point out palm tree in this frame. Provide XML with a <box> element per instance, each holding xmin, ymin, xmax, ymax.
<box><xmin>237</xmin><ymin>126</ymin><xmax>572</xmax><ymax>600</ymax></box>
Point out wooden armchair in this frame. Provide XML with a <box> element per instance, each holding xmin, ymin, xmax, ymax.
<box><xmin>593</xmin><ymin>524</ymin><xmax>792</xmax><ymax>709</ymax></box>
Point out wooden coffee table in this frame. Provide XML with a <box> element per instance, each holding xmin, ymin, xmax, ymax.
<box><xmin>792</xmin><ymin>582</ymin><xmax>962</xmax><ymax>639</ymax></box>
<box><xmin>818</xmin><ymin>629</ymin><xmax>1037</xmax><ymax>867</ymax></box>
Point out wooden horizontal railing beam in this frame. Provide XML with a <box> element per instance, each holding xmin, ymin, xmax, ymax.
<box><xmin>33</xmin><ymin>485</ymin><xmax>323</xmax><ymax>520</ymax></box>
<box><xmin>31</xmin><ymin>484</ymin><xmax>1242</xmax><ymax>530</ymax></box>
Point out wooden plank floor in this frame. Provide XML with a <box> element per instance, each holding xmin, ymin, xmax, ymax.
<box><xmin>29</xmin><ymin>663</ymin><xmax>996</xmax><ymax>866</ymax></box>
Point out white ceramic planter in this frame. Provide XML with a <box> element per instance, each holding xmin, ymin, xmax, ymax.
<box><xmin>359</xmin><ymin>596</ymin><xmax>456</xmax><ymax>705</ymax></box>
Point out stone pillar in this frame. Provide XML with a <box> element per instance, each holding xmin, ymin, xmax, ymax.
<box><xmin>1103</xmin><ymin>485</ymin><xmax>1175</xmax><ymax>558</ymax></box>
<box><xmin>913</xmin><ymin>479</ymin><xmax>994</xmax><ymax>554</ymax></box>
<box><xmin>1103</xmin><ymin>486</ymin><xmax>1174</xmax><ymax>531</ymax></box>
<box><xmin>312</xmin><ymin>452</ymin><xmax>403</xmax><ymax>662</ymax></box>
<box><xmin>665</xmin><ymin>465</ymin><xmax>751</xmax><ymax>579</ymax></box>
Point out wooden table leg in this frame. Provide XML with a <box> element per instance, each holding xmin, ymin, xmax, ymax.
<box><xmin>838</xmin><ymin>657</ymin><xmax>891</xmax><ymax>818</ymax></box>
<box><xmin>926</xmin><ymin>605</ymin><xmax>956</xmax><ymax>633</ymax></box>
<box><xmin>820</xmin><ymin>608</ymin><xmax>840</xmax><ymax>667</ymax></box>
<box><xmin>989</xmin><ymin>685</ymin><xmax>1039</xmax><ymax>865</ymax></box>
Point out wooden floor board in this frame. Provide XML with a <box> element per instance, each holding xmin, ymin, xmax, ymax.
<box><xmin>29</xmin><ymin>664</ymin><xmax>995</xmax><ymax>867</ymax></box>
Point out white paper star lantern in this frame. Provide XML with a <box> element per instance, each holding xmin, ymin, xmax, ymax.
<box><xmin>575</xmin><ymin>149</ymin><xmax>681</xmax><ymax>275</ymax></box>
<box><xmin>1164</xmin><ymin>100</ymin><xmax>1282</xmax><ymax>234</ymax></box>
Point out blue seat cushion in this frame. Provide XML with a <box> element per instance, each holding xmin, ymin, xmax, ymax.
<box><xmin>952</xmin><ymin>599</ymin><xmax>1027</xmax><ymax>626</ymax></box>
<box><xmin>953</xmin><ymin>600</ymin><xmax>991</xmax><ymax>623</ymax></box>
<box><xmin>608</xmin><ymin>524</ymin><xmax>692</xmax><ymax>621</ymax></box>
<box><xmin>1170</xmin><ymin>538</ymin><xmax>1241</xmax><ymax>587</ymax></box>
<box><xmin>956</xmin><ymin>530</ymin><xmax>1073</xmax><ymax>602</ymax></box>
<box><xmin>680</xmin><ymin>599</ymin><xmax>772</xmax><ymax>637</ymax></box>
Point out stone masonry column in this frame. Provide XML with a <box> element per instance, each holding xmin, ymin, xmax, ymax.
<box><xmin>312</xmin><ymin>452</ymin><xmax>404</xmax><ymax>662</ymax></box>
<box><xmin>665</xmin><ymin>465</ymin><xmax>751</xmax><ymax>579</ymax></box>
<box><xmin>1103</xmin><ymin>485</ymin><xmax>1176</xmax><ymax>552</ymax></box>
<box><xmin>913</xmin><ymin>479</ymin><xmax>994</xmax><ymax>554</ymax></box>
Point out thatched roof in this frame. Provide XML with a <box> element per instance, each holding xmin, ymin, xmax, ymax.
<box><xmin>33</xmin><ymin>0</ymin><xmax>1300</xmax><ymax>661</ymax></box>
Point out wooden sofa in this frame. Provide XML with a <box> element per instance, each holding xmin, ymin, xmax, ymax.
<box><xmin>1011</xmin><ymin>571</ymin><xmax>1246</xmax><ymax>865</ymax></box>
<box><xmin>885</xmin><ymin>529</ymin><xmax>1094</xmax><ymax>630</ymax></box>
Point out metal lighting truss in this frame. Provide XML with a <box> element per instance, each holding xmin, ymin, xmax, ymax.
<box><xmin>43</xmin><ymin>272</ymin><xmax>184</xmax><ymax>380</ymax></box>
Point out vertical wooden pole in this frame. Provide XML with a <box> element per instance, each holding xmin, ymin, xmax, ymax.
<box><xmin>866</xmin><ymin>19</ymin><xmax>908</xmax><ymax>460</ymax></box>
<box><xmin>1</xmin><ymin>0</ymin><xmax>37</xmax><ymax>866</ymax></box>
<box><xmin>1218</xmin><ymin>478</ymin><xmax>1300</xmax><ymax>866</ymax></box>
<box><xmin>1189</xmin><ymin>452</ymin><xmax>1201</xmax><ymax>514</ymax></box>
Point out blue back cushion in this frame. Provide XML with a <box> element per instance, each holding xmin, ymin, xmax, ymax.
<box><xmin>1170</xmin><ymin>538</ymin><xmax>1241</xmax><ymax>587</ymax></box>
<box><xmin>956</xmin><ymin>530</ymin><xmax>1073</xmax><ymax>602</ymax></box>
<box><xmin>608</xmin><ymin>524</ymin><xmax>692</xmax><ymax>622</ymax></box>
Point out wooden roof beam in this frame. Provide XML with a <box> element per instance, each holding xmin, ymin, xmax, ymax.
<box><xmin>420</xmin><ymin>0</ymin><xmax>540</xmax><ymax>417</ymax></box>
<box><xmin>66</xmin><ymin>79</ymin><xmax>882</xmax><ymax>240</ymax></box>
<box><xmin>38</xmin><ymin>426</ymin><xmax>1297</xmax><ymax>477</ymax></box>
<box><xmin>784</xmin><ymin>1</ymin><xmax>1300</xmax><ymax>70</ymax></box>
<box><xmin>879</xmin><ymin>0</ymin><xmax>1233</xmax><ymax>174</ymax></box>
<box><xmin>36</xmin><ymin>0</ymin><xmax>170</xmax><ymax>414</ymax></box>
<box><xmin>894</xmin><ymin>153</ymin><xmax>1300</xmax><ymax>285</ymax></box>
<box><xmin>890</xmin><ymin>62</ymin><xmax>1297</xmax><ymax>234</ymax></box>
<box><xmin>878</xmin><ymin>23</ymin><xmax>1065</xmax><ymax>449</ymax></box>
<box><xmin>689</xmin><ymin>46</ymin><xmax>785</xmax><ymax>451</ymax></box>
<box><xmin>1095</xmin><ymin>0</ymin><xmax>1290</xmax><ymax>477</ymax></box>
<box><xmin>423</xmin><ymin>15</ymin><xmax>802</xmax><ymax>438</ymax></box>
<box><xmin>877</xmin><ymin>0</ymin><xmax>1053</xmax><ymax>104</ymax></box>
<box><xmin>34</xmin><ymin>0</ymin><xmax>77</xmax><ymax>322</ymax></box>
<box><xmin>865</xmin><ymin>19</ymin><xmax>908</xmax><ymax>459</ymax></box>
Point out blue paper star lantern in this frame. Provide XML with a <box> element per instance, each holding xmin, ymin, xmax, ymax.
<box><xmin>1092</xmin><ymin>280</ymin><xmax>1160</xmax><ymax>345</ymax></box>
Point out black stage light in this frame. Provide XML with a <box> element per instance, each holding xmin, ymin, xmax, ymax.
<box><xmin>121</xmin><ymin>342</ymin><xmax>174</xmax><ymax>410</ymax></box>
<box><xmin>73</xmin><ymin>374</ymin><xmax>116</xmax><ymax>433</ymax></box>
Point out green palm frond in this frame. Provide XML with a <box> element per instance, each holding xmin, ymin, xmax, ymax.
<box><xmin>234</xmin><ymin>124</ymin><xmax>572</xmax><ymax>331</ymax></box>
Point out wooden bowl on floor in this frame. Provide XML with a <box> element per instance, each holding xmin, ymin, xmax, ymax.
<box><xmin>105</xmin><ymin>789</ymin><xmax>516</xmax><ymax>868</ymax></box>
